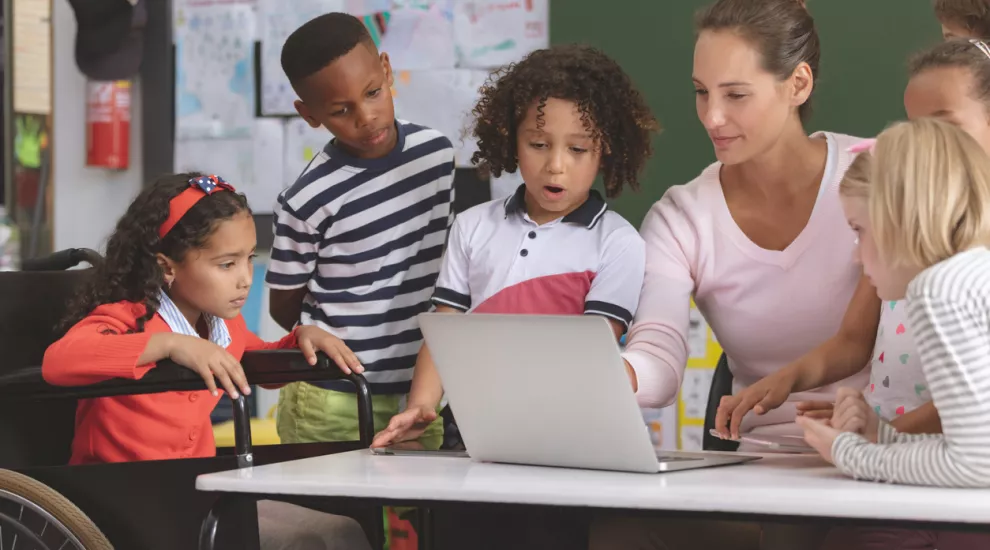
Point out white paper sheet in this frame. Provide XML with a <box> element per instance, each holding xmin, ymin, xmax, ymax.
<box><xmin>392</xmin><ymin>68</ymin><xmax>488</xmax><ymax>167</ymax></box>
<box><xmin>688</xmin><ymin>307</ymin><xmax>709</xmax><ymax>359</ymax></box>
<box><xmin>174</xmin><ymin>2</ymin><xmax>257</xmax><ymax>139</ymax></box>
<box><xmin>681</xmin><ymin>368</ymin><xmax>715</xmax><ymax>420</ymax></box>
<box><xmin>379</xmin><ymin>1</ymin><xmax>457</xmax><ymax>71</ymax></box>
<box><xmin>452</xmin><ymin>0</ymin><xmax>549</xmax><ymax>69</ymax></box>
<box><xmin>174</xmin><ymin>120</ymin><xmax>288</xmax><ymax>214</ymax></box>
<box><xmin>257</xmin><ymin>0</ymin><xmax>348</xmax><ymax>116</ymax></box>
<box><xmin>283</xmin><ymin>118</ymin><xmax>333</xmax><ymax>186</ymax></box>
<box><xmin>249</xmin><ymin>119</ymin><xmax>288</xmax><ymax>212</ymax></box>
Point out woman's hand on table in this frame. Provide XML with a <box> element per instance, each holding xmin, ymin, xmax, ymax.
<box><xmin>713</xmin><ymin>370</ymin><xmax>797</xmax><ymax>440</ymax></box>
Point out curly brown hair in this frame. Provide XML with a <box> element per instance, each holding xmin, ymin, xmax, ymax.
<box><xmin>934</xmin><ymin>0</ymin><xmax>990</xmax><ymax>39</ymax></box>
<box><xmin>60</xmin><ymin>173</ymin><xmax>251</xmax><ymax>333</ymax></box>
<box><xmin>470</xmin><ymin>44</ymin><xmax>659</xmax><ymax>198</ymax></box>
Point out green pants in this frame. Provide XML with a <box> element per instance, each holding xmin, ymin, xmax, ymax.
<box><xmin>276</xmin><ymin>381</ymin><xmax>444</xmax><ymax>449</ymax></box>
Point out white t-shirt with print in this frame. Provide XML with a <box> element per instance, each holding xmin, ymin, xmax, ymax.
<box><xmin>865</xmin><ymin>300</ymin><xmax>930</xmax><ymax>421</ymax></box>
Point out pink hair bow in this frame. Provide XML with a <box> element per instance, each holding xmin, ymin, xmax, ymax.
<box><xmin>848</xmin><ymin>138</ymin><xmax>876</xmax><ymax>154</ymax></box>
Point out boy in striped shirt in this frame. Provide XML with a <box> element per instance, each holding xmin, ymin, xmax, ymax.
<box><xmin>266</xmin><ymin>13</ymin><xmax>454</xmax><ymax>446</ymax></box>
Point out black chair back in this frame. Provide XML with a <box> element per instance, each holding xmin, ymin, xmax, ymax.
<box><xmin>0</xmin><ymin>249</ymin><xmax>101</xmax><ymax>468</ymax></box>
<box><xmin>702</xmin><ymin>353</ymin><xmax>740</xmax><ymax>452</ymax></box>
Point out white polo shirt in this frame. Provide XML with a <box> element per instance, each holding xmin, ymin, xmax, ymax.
<box><xmin>432</xmin><ymin>185</ymin><xmax>645</xmax><ymax>328</ymax></box>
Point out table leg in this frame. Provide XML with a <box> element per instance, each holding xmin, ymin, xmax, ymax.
<box><xmin>419</xmin><ymin>507</ymin><xmax>434</xmax><ymax>550</ymax></box>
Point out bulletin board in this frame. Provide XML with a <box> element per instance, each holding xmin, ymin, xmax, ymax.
<box><xmin>169</xmin><ymin>0</ymin><xmax>550</xmax><ymax>214</ymax></box>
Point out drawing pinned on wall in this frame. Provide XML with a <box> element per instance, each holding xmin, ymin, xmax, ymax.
<box><xmin>681</xmin><ymin>368</ymin><xmax>714</xmax><ymax>420</ymax></box>
<box><xmin>174</xmin><ymin>120</ymin><xmax>287</xmax><ymax>214</ymax></box>
<box><xmin>452</xmin><ymin>0</ymin><xmax>549</xmax><ymax>69</ymax></box>
<box><xmin>392</xmin><ymin>68</ymin><xmax>488</xmax><ymax>166</ymax></box>
<box><xmin>258</xmin><ymin>0</ymin><xmax>391</xmax><ymax>116</ymax></box>
<box><xmin>174</xmin><ymin>2</ymin><xmax>257</xmax><ymax>139</ymax></box>
<box><xmin>688</xmin><ymin>307</ymin><xmax>709</xmax><ymax>359</ymax></box>
<box><xmin>380</xmin><ymin>1</ymin><xmax>456</xmax><ymax>71</ymax></box>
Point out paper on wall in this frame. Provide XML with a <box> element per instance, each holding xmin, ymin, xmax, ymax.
<box><xmin>258</xmin><ymin>0</ymin><xmax>393</xmax><ymax>116</ymax></box>
<box><xmin>392</xmin><ymin>68</ymin><xmax>488</xmax><ymax>167</ymax></box>
<box><xmin>379</xmin><ymin>1</ymin><xmax>457</xmax><ymax>71</ymax></box>
<box><xmin>174</xmin><ymin>2</ymin><xmax>257</xmax><ymax>139</ymax></box>
<box><xmin>681</xmin><ymin>368</ymin><xmax>714</xmax><ymax>420</ymax></box>
<box><xmin>452</xmin><ymin>0</ymin><xmax>549</xmax><ymax>69</ymax></box>
<box><xmin>249</xmin><ymin>119</ymin><xmax>288</xmax><ymax>212</ymax></box>
<box><xmin>174</xmin><ymin>120</ymin><xmax>288</xmax><ymax>213</ymax></box>
<box><xmin>688</xmin><ymin>307</ymin><xmax>709</xmax><ymax>359</ymax></box>
<box><xmin>257</xmin><ymin>0</ymin><xmax>346</xmax><ymax>116</ymax></box>
<box><xmin>283</xmin><ymin>118</ymin><xmax>333</xmax><ymax>186</ymax></box>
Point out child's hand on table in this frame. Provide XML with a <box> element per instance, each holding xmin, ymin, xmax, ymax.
<box><xmin>796</xmin><ymin>415</ymin><xmax>839</xmax><ymax>464</ymax></box>
<box><xmin>371</xmin><ymin>405</ymin><xmax>438</xmax><ymax>448</ymax></box>
<box><xmin>830</xmin><ymin>387</ymin><xmax>879</xmax><ymax>443</ymax></box>
<box><xmin>168</xmin><ymin>334</ymin><xmax>250</xmax><ymax>399</ymax></box>
<box><xmin>295</xmin><ymin>326</ymin><xmax>364</xmax><ymax>375</ymax></box>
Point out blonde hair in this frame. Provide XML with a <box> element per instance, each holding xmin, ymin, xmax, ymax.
<box><xmin>838</xmin><ymin>151</ymin><xmax>872</xmax><ymax>199</ymax></box>
<box><xmin>868</xmin><ymin>118</ymin><xmax>990</xmax><ymax>268</ymax></box>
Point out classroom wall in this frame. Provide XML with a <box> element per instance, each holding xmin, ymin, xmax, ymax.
<box><xmin>551</xmin><ymin>0</ymin><xmax>942</xmax><ymax>227</ymax></box>
<box><xmin>51</xmin><ymin>0</ymin><xmax>144</xmax><ymax>252</ymax></box>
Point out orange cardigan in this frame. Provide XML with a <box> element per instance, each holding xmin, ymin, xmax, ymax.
<box><xmin>42</xmin><ymin>301</ymin><xmax>297</xmax><ymax>465</ymax></box>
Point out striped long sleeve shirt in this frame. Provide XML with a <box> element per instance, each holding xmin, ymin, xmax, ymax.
<box><xmin>832</xmin><ymin>247</ymin><xmax>990</xmax><ymax>487</ymax></box>
<box><xmin>266</xmin><ymin>121</ymin><xmax>455</xmax><ymax>395</ymax></box>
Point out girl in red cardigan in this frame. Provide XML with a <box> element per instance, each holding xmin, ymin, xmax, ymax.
<box><xmin>44</xmin><ymin>173</ymin><xmax>374</xmax><ymax>549</ymax></box>
<box><xmin>45</xmin><ymin>173</ymin><xmax>363</xmax><ymax>464</ymax></box>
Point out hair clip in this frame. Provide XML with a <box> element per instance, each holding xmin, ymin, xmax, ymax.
<box><xmin>971</xmin><ymin>39</ymin><xmax>990</xmax><ymax>61</ymax></box>
<box><xmin>188</xmin><ymin>174</ymin><xmax>234</xmax><ymax>194</ymax></box>
<box><xmin>847</xmin><ymin>138</ymin><xmax>877</xmax><ymax>154</ymax></box>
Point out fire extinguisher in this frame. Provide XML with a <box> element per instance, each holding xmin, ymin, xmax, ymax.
<box><xmin>85</xmin><ymin>80</ymin><xmax>131</xmax><ymax>170</ymax></box>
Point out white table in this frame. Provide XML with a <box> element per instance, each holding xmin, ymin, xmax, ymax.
<box><xmin>196</xmin><ymin>450</ymin><xmax>990</xmax><ymax>549</ymax></box>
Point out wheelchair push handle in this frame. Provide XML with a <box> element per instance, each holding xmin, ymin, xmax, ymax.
<box><xmin>21</xmin><ymin>248</ymin><xmax>102</xmax><ymax>271</ymax></box>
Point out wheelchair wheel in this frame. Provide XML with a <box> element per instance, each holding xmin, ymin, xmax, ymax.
<box><xmin>0</xmin><ymin>469</ymin><xmax>111</xmax><ymax>550</ymax></box>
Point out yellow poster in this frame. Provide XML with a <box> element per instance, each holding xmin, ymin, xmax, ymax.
<box><xmin>677</xmin><ymin>299</ymin><xmax>722</xmax><ymax>450</ymax></box>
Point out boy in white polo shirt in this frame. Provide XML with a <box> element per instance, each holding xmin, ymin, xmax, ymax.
<box><xmin>372</xmin><ymin>44</ymin><xmax>659</xmax><ymax>452</ymax></box>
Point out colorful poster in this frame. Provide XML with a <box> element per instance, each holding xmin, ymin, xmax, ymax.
<box><xmin>677</xmin><ymin>299</ymin><xmax>723</xmax><ymax>450</ymax></box>
<box><xmin>257</xmin><ymin>0</ymin><xmax>391</xmax><ymax>115</ymax></box>
<box><xmin>452</xmin><ymin>0</ymin><xmax>549</xmax><ymax>69</ymax></box>
<box><xmin>174</xmin><ymin>2</ymin><xmax>257</xmax><ymax>139</ymax></box>
<box><xmin>380</xmin><ymin>1</ymin><xmax>456</xmax><ymax>71</ymax></box>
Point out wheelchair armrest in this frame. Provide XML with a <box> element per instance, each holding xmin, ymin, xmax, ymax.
<box><xmin>0</xmin><ymin>350</ymin><xmax>375</xmax><ymax>447</ymax></box>
<box><xmin>0</xmin><ymin>351</ymin><xmax>363</xmax><ymax>399</ymax></box>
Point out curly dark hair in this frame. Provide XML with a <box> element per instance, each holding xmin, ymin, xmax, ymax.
<box><xmin>60</xmin><ymin>173</ymin><xmax>251</xmax><ymax>333</ymax></box>
<box><xmin>470</xmin><ymin>44</ymin><xmax>659</xmax><ymax>198</ymax></box>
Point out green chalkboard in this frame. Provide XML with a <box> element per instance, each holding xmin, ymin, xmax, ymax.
<box><xmin>551</xmin><ymin>1</ymin><xmax>941</xmax><ymax>227</ymax></box>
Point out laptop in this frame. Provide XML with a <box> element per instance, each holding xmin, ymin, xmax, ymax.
<box><xmin>417</xmin><ymin>313</ymin><xmax>760</xmax><ymax>474</ymax></box>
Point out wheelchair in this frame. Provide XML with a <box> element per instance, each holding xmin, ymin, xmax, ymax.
<box><xmin>0</xmin><ymin>249</ymin><xmax>383</xmax><ymax>549</ymax></box>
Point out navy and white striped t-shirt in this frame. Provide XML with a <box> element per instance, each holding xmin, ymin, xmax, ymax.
<box><xmin>266</xmin><ymin>120</ymin><xmax>455</xmax><ymax>395</ymax></box>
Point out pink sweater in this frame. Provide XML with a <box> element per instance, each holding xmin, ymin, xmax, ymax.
<box><xmin>624</xmin><ymin>132</ymin><xmax>871</xmax><ymax>432</ymax></box>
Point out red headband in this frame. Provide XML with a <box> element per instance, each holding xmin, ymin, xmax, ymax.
<box><xmin>159</xmin><ymin>175</ymin><xmax>235</xmax><ymax>238</ymax></box>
